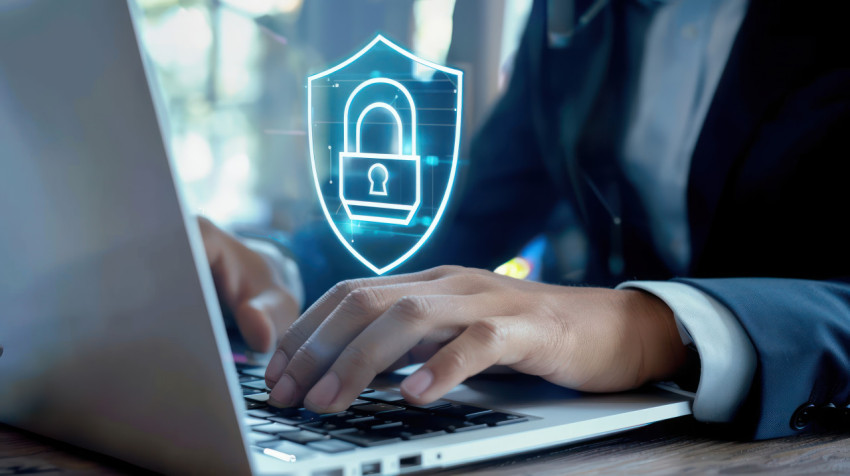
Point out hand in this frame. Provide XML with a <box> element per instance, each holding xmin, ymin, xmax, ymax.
<box><xmin>198</xmin><ymin>216</ymin><xmax>301</xmax><ymax>352</ymax></box>
<box><xmin>264</xmin><ymin>265</ymin><xmax>686</xmax><ymax>413</ymax></box>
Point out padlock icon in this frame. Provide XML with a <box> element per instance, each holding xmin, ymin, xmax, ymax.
<box><xmin>339</xmin><ymin>77</ymin><xmax>421</xmax><ymax>226</ymax></box>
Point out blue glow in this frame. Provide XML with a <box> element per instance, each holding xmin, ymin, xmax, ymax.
<box><xmin>307</xmin><ymin>34</ymin><xmax>463</xmax><ymax>275</ymax></box>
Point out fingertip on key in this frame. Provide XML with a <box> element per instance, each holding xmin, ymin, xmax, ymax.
<box><xmin>268</xmin><ymin>374</ymin><xmax>297</xmax><ymax>407</ymax></box>
<box><xmin>401</xmin><ymin>367</ymin><xmax>433</xmax><ymax>400</ymax></box>
<box><xmin>304</xmin><ymin>371</ymin><xmax>341</xmax><ymax>411</ymax></box>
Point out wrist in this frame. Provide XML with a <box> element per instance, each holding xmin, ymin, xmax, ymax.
<box><xmin>622</xmin><ymin>289</ymin><xmax>688</xmax><ymax>385</ymax></box>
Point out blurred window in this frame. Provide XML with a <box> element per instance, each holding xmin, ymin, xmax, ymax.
<box><xmin>136</xmin><ymin>0</ymin><xmax>528</xmax><ymax>230</ymax></box>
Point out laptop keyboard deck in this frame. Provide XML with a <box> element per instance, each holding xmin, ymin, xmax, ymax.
<box><xmin>237</xmin><ymin>365</ymin><xmax>528</xmax><ymax>460</ymax></box>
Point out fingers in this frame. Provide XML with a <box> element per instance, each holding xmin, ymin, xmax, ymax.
<box><xmin>264</xmin><ymin>266</ymin><xmax>476</xmax><ymax>387</ymax></box>
<box><xmin>266</xmin><ymin>279</ymin><xmax>474</xmax><ymax>407</ymax></box>
<box><xmin>197</xmin><ymin>216</ymin><xmax>299</xmax><ymax>352</ymax></box>
<box><xmin>384</xmin><ymin>341</ymin><xmax>444</xmax><ymax>373</ymax></box>
<box><xmin>264</xmin><ymin>280</ymin><xmax>395</xmax><ymax>389</ymax></box>
<box><xmin>263</xmin><ymin>266</ymin><xmax>522</xmax><ymax>413</ymax></box>
<box><xmin>283</xmin><ymin>266</ymin><xmax>453</xmax><ymax>347</ymax></box>
<box><xmin>297</xmin><ymin>294</ymin><xmax>474</xmax><ymax>412</ymax></box>
<box><xmin>400</xmin><ymin>318</ymin><xmax>528</xmax><ymax>404</ymax></box>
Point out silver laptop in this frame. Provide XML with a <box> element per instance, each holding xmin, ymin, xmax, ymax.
<box><xmin>0</xmin><ymin>1</ymin><xmax>692</xmax><ymax>474</ymax></box>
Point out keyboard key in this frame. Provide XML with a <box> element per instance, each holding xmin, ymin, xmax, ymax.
<box><xmin>238</xmin><ymin>367</ymin><xmax>267</xmax><ymax>379</ymax></box>
<box><xmin>351</xmin><ymin>403</ymin><xmax>405</xmax><ymax>415</ymax></box>
<box><xmin>299</xmin><ymin>420</ymin><xmax>357</xmax><ymax>435</ymax></box>
<box><xmin>431</xmin><ymin>404</ymin><xmax>492</xmax><ymax>420</ymax></box>
<box><xmin>248</xmin><ymin>409</ymin><xmax>277</xmax><ymax>419</ymax></box>
<box><xmin>317</xmin><ymin>410</ymin><xmax>356</xmax><ymax>420</ymax></box>
<box><xmin>333</xmin><ymin>429</ymin><xmax>402</xmax><ymax>447</ymax></box>
<box><xmin>247</xmin><ymin>431</ymin><xmax>278</xmax><ymax>446</ymax></box>
<box><xmin>360</xmin><ymin>390</ymin><xmax>405</xmax><ymax>403</ymax></box>
<box><xmin>243</xmin><ymin>380</ymin><xmax>271</xmax><ymax>391</ymax></box>
<box><xmin>280</xmin><ymin>430</ymin><xmax>329</xmax><ymax>445</ymax></box>
<box><xmin>371</xmin><ymin>420</ymin><xmax>403</xmax><ymax>430</ymax></box>
<box><xmin>359</xmin><ymin>388</ymin><xmax>375</xmax><ymax>395</ymax></box>
<box><xmin>407</xmin><ymin>399</ymin><xmax>452</xmax><ymax>411</ymax></box>
<box><xmin>349</xmin><ymin>417</ymin><xmax>386</xmax><ymax>430</ymax></box>
<box><xmin>350</xmin><ymin>423</ymin><xmax>441</xmax><ymax>441</ymax></box>
<box><xmin>250</xmin><ymin>407</ymin><xmax>304</xmax><ymax>418</ymax></box>
<box><xmin>245</xmin><ymin>401</ymin><xmax>268</xmax><ymax>410</ymax></box>
<box><xmin>243</xmin><ymin>387</ymin><xmax>265</xmax><ymax>396</ymax></box>
<box><xmin>391</xmin><ymin>411</ymin><xmax>484</xmax><ymax>433</ymax></box>
<box><xmin>316</xmin><ymin>412</ymin><xmax>364</xmax><ymax>427</ymax></box>
<box><xmin>269</xmin><ymin>409</ymin><xmax>321</xmax><ymax>425</ymax></box>
<box><xmin>244</xmin><ymin>416</ymin><xmax>271</xmax><ymax>427</ymax></box>
<box><xmin>256</xmin><ymin>438</ymin><xmax>285</xmax><ymax>448</ymax></box>
<box><xmin>307</xmin><ymin>439</ymin><xmax>358</xmax><ymax>453</ymax></box>
<box><xmin>265</xmin><ymin>406</ymin><xmax>305</xmax><ymax>418</ymax></box>
<box><xmin>450</xmin><ymin>422</ymin><xmax>488</xmax><ymax>432</ymax></box>
<box><xmin>470</xmin><ymin>412</ymin><xmax>528</xmax><ymax>427</ymax></box>
<box><xmin>253</xmin><ymin>422</ymin><xmax>300</xmax><ymax>435</ymax></box>
<box><xmin>400</xmin><ymin>428</ymin><xmax>447</xmax><ymax>440</ymax></box>
<box><xmin>239</xmin><ymin>375</ymin><xmax>262</xmax><ymax>383</ymax></box>
<box><xmin>346</xmin><ymin>415</ymin><xmax>376</xmax><ymax>423</ymax></box>
<box><xmin>367</xmin><ymin>417</ymin><xmax>450</xmax><ymax>440</ymax></box>
<box><xmin>245</xmin><ymin>393</ymin><xmax>270</xmax><ymax>403</ymax></box>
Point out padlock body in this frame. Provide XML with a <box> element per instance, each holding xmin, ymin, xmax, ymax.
<box><xmin>339</xmin><ymin>152</ymin><xmax>421</xmax><ymax>226</ymax></box>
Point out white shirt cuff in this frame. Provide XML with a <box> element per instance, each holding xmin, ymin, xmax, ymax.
<box><xmin>239</xmin><ymin>237</ymin><xmax>305</xmax><ymax>310</ymax></box>
<box><xmin>616</xmin><ymin>280</ymin><xmax>756</xmax><ymax>423</ymax></box>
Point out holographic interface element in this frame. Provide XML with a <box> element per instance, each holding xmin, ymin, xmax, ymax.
<box><xmin>308</xmin><ymin>35</ymin><xmax>463</xmax><ymax>275</ymax></box>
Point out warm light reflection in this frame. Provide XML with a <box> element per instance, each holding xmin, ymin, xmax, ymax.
<box><xmin>494</xmin><ymin>257</ymin><xmax>532</xmax><ymax>280</ymax></box>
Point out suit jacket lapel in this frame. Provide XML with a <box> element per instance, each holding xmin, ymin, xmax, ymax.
<box><xmin>688</xmin><ymin>0</ymin><xmax>815</xmax><ymax>272</ymax></box>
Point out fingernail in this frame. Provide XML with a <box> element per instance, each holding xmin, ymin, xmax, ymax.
<box><xmin>401</xmin><ymin>368</ymin><xmax>433</xmax><ymax>398</ymax></box>
<box><xmin>305</xmin><ymin>372</ymin><xmax>340</xmax><ymax>410</ymax></box>
<box><xmin>269</xmin><ymin>374</ymin><xmax>296</xmax><ymax>407</ymax></box>
<box><xmin>265</xmin><ymin>350</ymin><xmax>288</xmax><ymax>386</ymax></box>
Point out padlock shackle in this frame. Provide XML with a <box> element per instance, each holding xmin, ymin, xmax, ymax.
<box><xmin>355</xmin><ymin>102</ymin><xmax>403</xmax><ymax>155</ymax></box>
<box><xmin>343</xmin><ymin>77</ymin><xmax>417</xmax><ymax>155</ymax></box>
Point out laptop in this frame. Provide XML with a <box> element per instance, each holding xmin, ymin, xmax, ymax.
<box><xmin>0</xmin><ymin>1</ymin><xmax>692</xmax><ymax>474</ymax></box>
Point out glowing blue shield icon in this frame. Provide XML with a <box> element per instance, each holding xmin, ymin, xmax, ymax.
<box><xmin>308</xmin><ymin>35</ymin><xmax>463</xmax><ymax>275</ymax></box>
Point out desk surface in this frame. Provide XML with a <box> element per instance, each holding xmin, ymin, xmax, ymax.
<box><xmin>2</xmin><ymin>417</ymin><xmax>849</xmax><ymax>475</ymax></box>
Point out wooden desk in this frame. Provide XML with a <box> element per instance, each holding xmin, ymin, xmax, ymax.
<box><xmin>3</xmin><ymin>417</ymin><xmax>849</xmax><ymax>474</ymax></box>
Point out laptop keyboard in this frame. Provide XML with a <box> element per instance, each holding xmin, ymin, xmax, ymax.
<box><xmin>236</xmin><ymin>366</ymin><xmax>528</xmax><ymax>459</ymax></box>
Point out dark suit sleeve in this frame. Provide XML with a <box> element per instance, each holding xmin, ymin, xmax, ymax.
<box><xmin>677</xmin><ymin>277</ymin><xmax>850</xmax><ymax>440</ymax></box>
<box><xmin>293</xmin><ymin>3</ymin><xmax>560</xmax><ymax>304</ymax></box>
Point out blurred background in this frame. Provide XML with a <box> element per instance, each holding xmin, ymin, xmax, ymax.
<box><xmin>135</xmin><ymin>0</ymin><xmax>533</xmax><ymax>233</ymax></box>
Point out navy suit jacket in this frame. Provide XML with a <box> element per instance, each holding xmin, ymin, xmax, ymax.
<box><xmin>289</xmin><ymin>0</ymin><xmax>850</xmax><ymax>439</ymax></box>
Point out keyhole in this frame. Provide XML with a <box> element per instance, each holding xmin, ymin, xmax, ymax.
<box><xmin>368</xmin><ymin>163</ymin><xmax>389</xmax><ymax>196</ymax></box>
